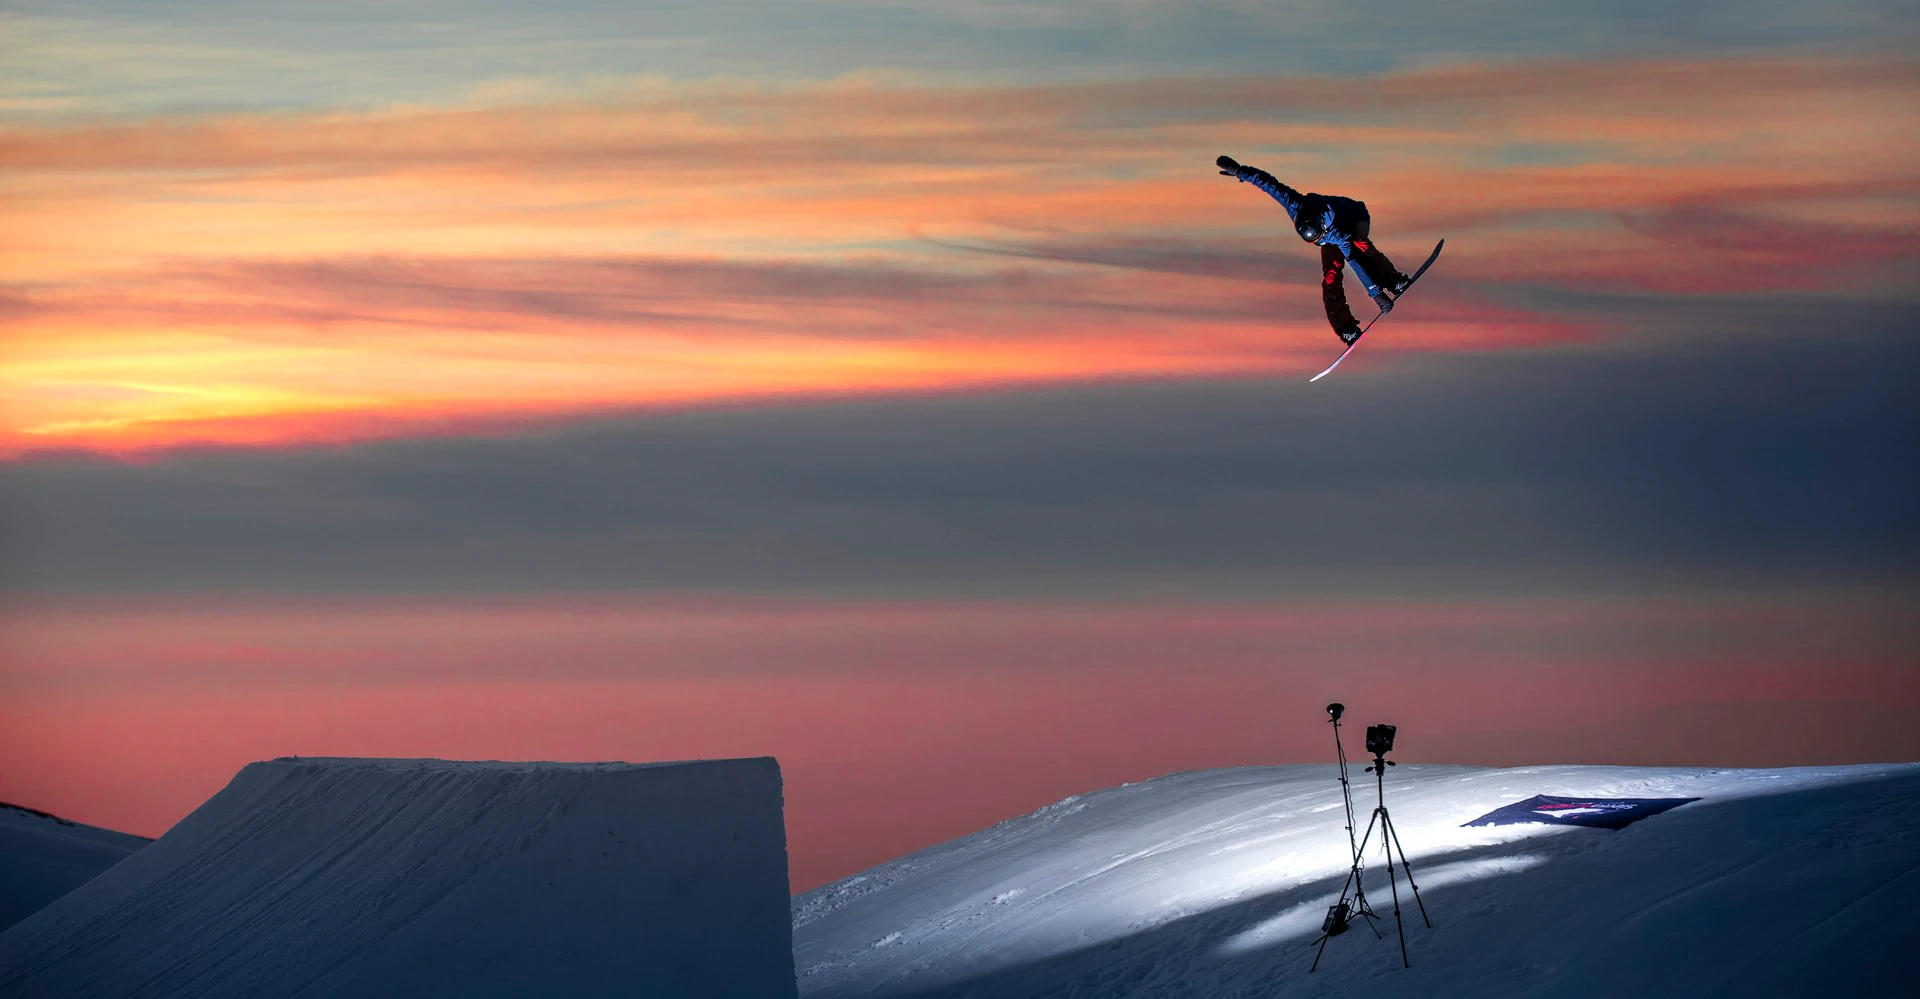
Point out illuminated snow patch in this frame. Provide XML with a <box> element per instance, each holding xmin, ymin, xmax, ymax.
<box><xmin>791</xmin><ymin>764</ymin><xmax>1919</xmax><ymax>997</ymax></box>
<box><xmin>1216</xmin><ymin>854</ymin><xmax>1549</xmax><ymax>955</ymax></box>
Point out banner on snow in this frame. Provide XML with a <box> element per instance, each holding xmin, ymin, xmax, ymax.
<box><xmin>1462</xmin><ymin>794</ymin><xmax>1700</xmax><ymax>831</ymax></box>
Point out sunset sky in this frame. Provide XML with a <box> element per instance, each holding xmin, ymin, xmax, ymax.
<box><xmin>2</xmin><ymin>1</ymin><xmax>1916</xmax><ymax>889</ymax></box>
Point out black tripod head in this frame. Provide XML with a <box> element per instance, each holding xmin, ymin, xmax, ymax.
<box><xmin>1364</xmin><ymin>723</ymin><xmax>1398</xmax><ymax>773</ymax></box>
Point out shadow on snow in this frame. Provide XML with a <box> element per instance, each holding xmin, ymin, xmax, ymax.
<box><xmin>816</xmin><ymin>768</ymin><xmax>1920</xmax><ymax>999</ymax></box>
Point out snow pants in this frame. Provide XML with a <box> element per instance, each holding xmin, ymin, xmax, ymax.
<box><xmin>1320</xmin><ymin>214</ymin><xmax>1407</xmax><ymax>342</ymax></box>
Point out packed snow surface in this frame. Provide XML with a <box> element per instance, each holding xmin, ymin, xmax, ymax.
<box><xmin>0</xmin><ymin>757</ymin><xmax>797</xmax><ymax>998</ymax></box>
<box><xmin>0</xmin><ymin>803</ymin><xmax>149</xmax><ymax>932</ymax></box>
<box><xmin>793</xmin><ymin>763</ymin><xmax>1919</xmax><ymax>998</ymax></box>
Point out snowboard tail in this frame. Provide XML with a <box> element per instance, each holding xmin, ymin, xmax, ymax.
<box><xmin>1310</xmin><ymin>239</ymin><xmax>1444</xmax><ymax>383</ymax></box>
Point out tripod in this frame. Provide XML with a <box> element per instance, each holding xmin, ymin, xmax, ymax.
<box><xmin>1310</xmin><ymin>741</ymin><xmax>1431</xmax><ymax>970</ymax></box>
<box><xmin>1312</xmin><ymin>706</ymin><xmax>1381</xmax><ymax>953</ymax></box>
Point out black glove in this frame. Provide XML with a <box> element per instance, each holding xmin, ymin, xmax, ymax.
<box><xmin>1371</xmin><ymin>291</ymin><xmax>1395</xmax><ymax>314</ymax></box>
<box><xmin>1216</xmin><ymin>154</ymin><xmax>1241</xmax><ymax>176</ymax></box>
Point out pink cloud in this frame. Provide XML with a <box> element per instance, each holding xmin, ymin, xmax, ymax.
<box><xmin>3</xmin><ymin>53</ymin><xmax>1912</xmax><ymax>455</ymax></box>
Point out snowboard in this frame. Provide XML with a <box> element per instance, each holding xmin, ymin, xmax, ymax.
<box><xmin>1309</xmin><ymin>238</ymin><xmax>1444</xmax><ymax>383</ymax></box>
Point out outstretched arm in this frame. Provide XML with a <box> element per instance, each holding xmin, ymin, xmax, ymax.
<box><xmin>1216</xmin><ymin>155</ymin><xmax>1303</xmax><ymax>220</ymax></box>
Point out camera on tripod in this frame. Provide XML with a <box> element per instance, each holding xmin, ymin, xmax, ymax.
<box><xmin>1313</xmin><ymin>709</ymin><xmax>1431</xmax><ymax>972</ymax></box>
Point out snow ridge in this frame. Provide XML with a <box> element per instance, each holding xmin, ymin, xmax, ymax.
<box><xmin>793</xmin><ymin>763</ymin><xmax>1919</xmax><ymax>998</ymax></box>
<box><xmin>0</xmin><ymin>802</ymin><xmax>150</xmax><ymax>932</ymax></box>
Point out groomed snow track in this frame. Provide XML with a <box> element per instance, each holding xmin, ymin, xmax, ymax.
<box><xmin>0</xmin><ymin>757</ymin><xmax>798</xmax><ymax>998</ymax></box>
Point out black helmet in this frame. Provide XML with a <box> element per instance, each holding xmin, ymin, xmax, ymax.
<box><xmin>1296</xmin><ymin>217</ymin><xmax>1326</xmax><ymax>243</ymax></box>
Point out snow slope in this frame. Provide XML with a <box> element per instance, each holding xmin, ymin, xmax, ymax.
<box><xmin>793</xmin><ymin>763</ymin><xmax>1920</xmax><ymax>998</ymax></box>
<box><xmin>0</xmin><ymin>802</ymin><xmax>149</xmax><ymax>932</ymax></box>
<box><xmin>0</xmin><ymin>757</ymin><xmax>797</xmax><ymax>998</ymax></box>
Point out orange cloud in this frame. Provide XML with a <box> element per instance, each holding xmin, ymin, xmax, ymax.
<box><xmin>2</xmin><ymin>55</ymin><xmax>1913</xmax><ymax>455</ymax></box>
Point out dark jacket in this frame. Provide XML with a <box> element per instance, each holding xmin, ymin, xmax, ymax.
<box><xmin>1231</xmin><ymin>164</ymin><xmax>1383</xmax><ymax>295</ymax></box>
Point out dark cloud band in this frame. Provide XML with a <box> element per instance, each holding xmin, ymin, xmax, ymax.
<box><xmin>5</xmin><ymin>309</ymin><xmax>1913</xmax><ymax>600</ymax></box>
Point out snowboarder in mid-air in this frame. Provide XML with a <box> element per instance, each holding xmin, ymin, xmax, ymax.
<box><xmin>1216</xmin><ymin>154</ymin><xmax>1417</xmax><ymax>346</ymax></box>
<box><xmin>1217</xmin><ymin>154</ymin><xmax>1445</xmax><ymax>381</ymax></box>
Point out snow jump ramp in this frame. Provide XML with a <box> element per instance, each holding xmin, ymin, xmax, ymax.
<box><xmin>0</xmin><ymin>757</ymin><xmax>798</xmax><ymax>998</ymax></box>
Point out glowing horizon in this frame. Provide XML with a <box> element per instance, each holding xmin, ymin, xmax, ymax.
<box><xmin>5</xmin><ymin>590</ymin><xmax>1913</xmax><ymax>889</ymax></box>
<box><xmin>6</xmin><ymin>54</ymin><xmax>1912</xmax><ymax>456</ymax></box>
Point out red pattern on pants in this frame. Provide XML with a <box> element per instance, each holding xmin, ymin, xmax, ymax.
<box><xmin>1319</xmin><ymin>218</ymin><xmax>1406</xmax><ymax>341</ymax></box>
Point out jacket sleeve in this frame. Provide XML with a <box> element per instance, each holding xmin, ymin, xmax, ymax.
<box><xmin>1232</xmin><ymin>165</ymin><xmax>1303</xmax><ymax>221</ymax></box>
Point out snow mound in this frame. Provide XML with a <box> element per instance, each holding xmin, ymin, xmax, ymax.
<box><xmin>0</xmin><ymin>802</ymin><xmax>149</xmax><ymax>932</ymax></box>
<box><xmin>793</xmin><ymin>763</ymin><xmax>1919</xmax><ymax>998</ymax></box>
<box><xmin>0</xmin><ymin>757</ymin><xmax>797</xmax><ymax>998</ymax></box>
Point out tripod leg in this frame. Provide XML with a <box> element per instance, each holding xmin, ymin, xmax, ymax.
<box><xmin>1378</xmin><ymin>806</ymin><xmax>1409</xmax><ymax>968</ymax></box>
<box><xmin>1310</xmin><ymin>807</ymin><xmax>1383</xmax><ymax>972</ymax></box>
<box><xmin>1357</xmin><ymin>892</ymin><xmax>1383</xmax><ymax>939</ymax></box>
<box><xmin>1309</xmin><ymin>921</ymin><xmax>1334</xmax><ymax>972</ymax></box>
<box><xmin>1382</xmin><ymin>810</ymin><xmax>1433</xmax><ymax>929</ymax></box>
<box><xmin>1346</xmin><ymin>807</ymin><xmax>1383</xmax><ymax>938</ymax></box>
<box><xmin>1309</xmin><ymin>862</ymin><xmax>1358</xmax><ymax>971</ymax></box>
